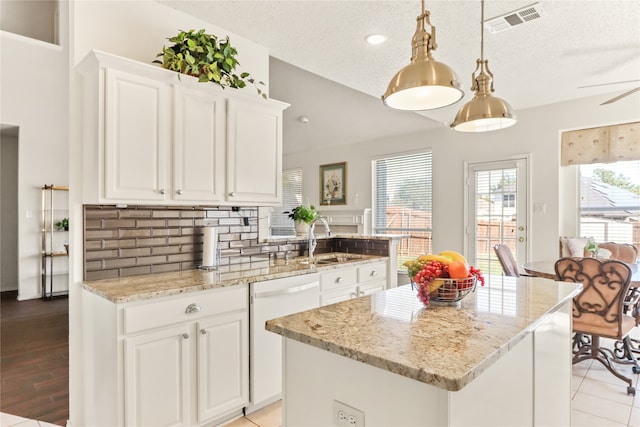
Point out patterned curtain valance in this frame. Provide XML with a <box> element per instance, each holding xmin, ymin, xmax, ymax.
<box><xmin>561</xmin><ymin>121</ymin><xmax>640</xmax><ymax>166</ymax></box>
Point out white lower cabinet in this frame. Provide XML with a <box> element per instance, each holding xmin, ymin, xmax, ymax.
<box><xmin>197</xmin><ymin>311</ymin><xmax>248</xmax><ymax>422</ymax></box>
<box><xmin>319</xmin><ymin>261</ymin><xmax>388</xmax><ymax>306</ymax></box>
<box><xmin>83</xmin><ymin>285</ymin><xmax>248</xmax><ymax>427</ymax></box>
<box><xmin>125</xmin><ymin>324</ymin><xmax>191</xmax><ymax>427</ymax></box>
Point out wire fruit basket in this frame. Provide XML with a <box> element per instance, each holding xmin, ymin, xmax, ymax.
<box><xmin>412</xmin><ymin>276</ymin><xmax>477</xmax><ymax>305</ymax></box>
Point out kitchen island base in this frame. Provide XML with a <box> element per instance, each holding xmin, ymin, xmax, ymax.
<box><xmin>281</xmin><ymin>302</ymin><xmax>571</xmax><ymax>426</ymax></box>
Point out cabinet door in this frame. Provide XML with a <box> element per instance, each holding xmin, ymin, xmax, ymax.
<box><xmin>226</xmin><ymin>97</ymin><xmax>283</xmax><ymax>205</ymax></box>
<box><xmin>104</xmin><ymin>68</ymin><xmax>170</xmax><ymax>201</ymax></box>
<box><xmin>173</xmin><ymin>86</ymin><xmax>225</xmax><ymax>202</ymax></box>
<box><xmin>124</xmin><ymin>324</ymin><xmax>191</xmax><ymax>427</ymax></box>
<box><xmin>197</xmin><ymin>311</ymin><xmax>249</xmax><ymax>423</ymax></box>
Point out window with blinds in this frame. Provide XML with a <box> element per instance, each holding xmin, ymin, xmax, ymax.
<box><xmin>579</xmin><ymin>160</ymin><xmax>640</xmax><ymax>245</ymax></box>
<box><xmin>373</xmin><ymin>151</ymin><xmax>432</xmax><ymax>270</ymax></box>
<box><xmin>270</xmin><ymin>168</ymin><xmax>303</xmax><ymax>236</ymax></box>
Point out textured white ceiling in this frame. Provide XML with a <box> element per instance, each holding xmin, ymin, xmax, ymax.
<box><xmin>159</xmin><ymin>1</ymin><xmax>640</xmax><ymax>152</ymax></box>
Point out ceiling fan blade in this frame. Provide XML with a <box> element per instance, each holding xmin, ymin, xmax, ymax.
<box><xmin>578</xmin><ymin>79</ymin><xmax>640</xmax><ymax>89</ymax></box>
<box><xmin>600</xmin><ymin>87</ymin><xmax>640</xmax><ymax>105</ymax></box>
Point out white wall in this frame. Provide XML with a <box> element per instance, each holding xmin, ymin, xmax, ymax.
<box><xmin>0</xmin><ymin>132</ymin><xmax>19</xmax><ymax>292</ymax></box>
<box><xmin>0</xmin><ymin>31</ymin><xmax>69</xmax><ymax>300</ymax></box>
<box><xmin>0</xmin><ymin>0</ymin><xmax>58</xmax><ymax>44</ymax></box>
<box><xmin>284</xmin><ymin>93</ymin><xmax>640</xmax><ymax>262</ymax></box>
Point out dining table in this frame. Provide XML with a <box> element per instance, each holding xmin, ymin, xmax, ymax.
<box><xmin>522</xmin><ymin>259</ymin><xmax>640</xmax><ymax>286</ymax></box>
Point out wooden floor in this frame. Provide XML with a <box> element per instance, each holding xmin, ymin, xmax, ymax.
<box><xmin>0</xmin><ymin>291</ymin><xmax>69</xmax><ymax>426</ymax></box>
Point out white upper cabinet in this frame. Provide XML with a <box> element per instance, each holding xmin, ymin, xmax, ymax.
<box><xmin>173</xmin><ymin>85</ymin><xmax>226</xmax><ymax>203</ymax></box>
<box><xmin>78</xmin><ymin>50</ymin><xmax>288</xmax><ymax>206</ymax></box>
<box><xmin>227</xmin><ymin>97</ymin><xmax>283</xmax><ymax>204</ymax></box>
<box><xmin>104</xmin><ymin>68</ymin><xmax>171</xmax><ymax>201</ymax></box>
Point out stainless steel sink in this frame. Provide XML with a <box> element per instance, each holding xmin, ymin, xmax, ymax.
<box><xmin>295</xmin><ymin>253</ymin><xmax>364</xmax><ymax>266</ymax></box>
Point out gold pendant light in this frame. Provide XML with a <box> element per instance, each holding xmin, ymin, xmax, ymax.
<box><xmin>382</xmin><ymin>0</ymin><xmax>463</xmax><ymax>111</ymax></box>
<box><xmin>451</xmin><ymin>0</ymin><xmax>516</xmax><ymax>132</ymax></box>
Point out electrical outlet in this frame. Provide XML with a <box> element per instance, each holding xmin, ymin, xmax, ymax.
<box><xmin>333</xmin><ymin>400</ymin><xmax>364</xmax><ymax>427</ymax></box>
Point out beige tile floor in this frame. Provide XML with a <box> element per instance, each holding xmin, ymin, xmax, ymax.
<box><xmin>0</xmin><ymin>412</ymin><xmax>60</xmax><ymax>427</ymax></box>
<box><xmin>225</xmin><ymin>400</ymin><xmax>282</xmax><ymax>427</ymax></box>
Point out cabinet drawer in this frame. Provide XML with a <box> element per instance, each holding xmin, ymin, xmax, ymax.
<box><xmin>123</xmin><ymin>285</ymin><xmax>247</xmax><ymax>335</ymax></box>
<box><xmin>319</xmin><ymin>268</ymin><xmax>357</xmax><ymax>292</ymax></box>
<box><xmin>357</xmin><ymin>261</ymin><xmax>387</xmax><ymax>284</ymax></box>
<box><xmin>320</xmin><ymin>286</ymin><xmax>357</xmax><ymax>307</ymax></box>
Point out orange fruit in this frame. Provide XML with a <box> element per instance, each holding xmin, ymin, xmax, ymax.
<box><xmin>448</xmin><ymin>260</ymin><xmax>469</xmax><ymax>279</ymax></box>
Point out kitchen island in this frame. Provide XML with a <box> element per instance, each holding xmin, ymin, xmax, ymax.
<box><xmin>266</xmin><ymin>275</ymin><xmax>582</xmax><ymax>426</ymax></box>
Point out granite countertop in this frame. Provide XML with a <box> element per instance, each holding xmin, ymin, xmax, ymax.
<box><xmin>83</xmin><ymin>253</ymin><xmax>387</xmax><ymax>303</ymax></box>
<box><xmin>263</xmin><ymin>233</ymin><xmax>407</xmax><ymax>243</ymax></box>
<box><xmin>265</xmin><ymin>275</ymin><xmax>582</xmax><ymax>392</ymax></box>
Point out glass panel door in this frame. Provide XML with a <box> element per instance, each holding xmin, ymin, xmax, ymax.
<box><xmin>467</xmin><ymin>159</ymin><xmax>528</xmax><ymax>275</ymax></box>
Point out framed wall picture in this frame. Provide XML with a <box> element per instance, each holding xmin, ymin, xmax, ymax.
<box><xmin>319</xmin><ymin>162</ymin><xmax>347</xmax><ymax>205</ymax></box>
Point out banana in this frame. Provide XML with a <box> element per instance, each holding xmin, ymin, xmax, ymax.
<box><xmin>417</xmin><ymin>254</ymin><xmax>453</xmax><ymax>265</ymax></box>
<box><xmin>439</xmin><ymin>250</ymin><xmax>467</xmax><ymax>265</ymax></box>
<box><xmin>428</xmin><ymin>279</ymin><xmax>446</xmax><ymax>294</ymax></box>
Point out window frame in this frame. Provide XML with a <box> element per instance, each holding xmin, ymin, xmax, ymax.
<box><xmin>270</xmin><ymin>167</ymin><xmax>303</xmax><ymax>237</ymax></box>
<box><xmin>578</xmin><ymin>160</ymin><xmax>640</xmax><ymax>245</ymax></box>
<box><xmin>372</xmin><ymin>150</ymin><xmax>433</xmax><ymax>271</ymax></box>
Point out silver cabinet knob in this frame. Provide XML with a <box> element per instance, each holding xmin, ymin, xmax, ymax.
<box><xmin>350</xmin><ymin>292</ymin><xmax>357</xmax><ymax>298</ymax></box>
<box><xmin>176</xmin><ymin>189</ymin><xmax>183</xmax><ymax>195</ymax></box>
<box><xmin>200</xmin><ymin>329</ymin><xmax>207</xmax><ymax>335</ymax></box>
<box><xmin>182</xmin><ymin>333</ymin><xmax>189</xmax><ymax>339</ymax></box>
<box><xmin>159</xmin><ymin>189</ymin><xmax>166</xmax><ymax>195</ymax></box>
<box><xmin>185</xmin><ymin>303</ymin><xmax>201</xmax><ymax>314</ymax></box>
<box><xmin>370</xmin><ymin>270</ymin><xmax>378</xmax><ymax>277</ymax></box>
<box><xmin>335</xmin><ymin>277</ymin><xmax>343</xmax><ymax>283</ymax></box>
<box><xmin>229</xmin><ymin>192</ymin><xmax>236</xmax><ymax>197</ymax></box>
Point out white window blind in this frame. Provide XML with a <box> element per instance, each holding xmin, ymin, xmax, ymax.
<box><xmin>373</xmin><ymin>151</ymin><xmax>432</xmax><ymax>269</ymax></box>
<box><xmin>270</xmin><ymin>168</ymin><xmax>302</xmax><ymax>236</ymax></box>
<box><xmin>579</xmin><ymin>160</ymin><xmax>640</xmax><ymax>244</ymax></box>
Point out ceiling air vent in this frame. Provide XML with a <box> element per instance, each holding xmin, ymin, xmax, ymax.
<box><xmin>484</xmin><ymin>2</ymin><xmax>545</xmax><ymax>34</ymax></box>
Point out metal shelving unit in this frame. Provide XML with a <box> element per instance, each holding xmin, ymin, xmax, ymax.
<box><xmin>41</xmin><ymin>185</ymin><xmax>69</xmax><ymax>300</ymax></box>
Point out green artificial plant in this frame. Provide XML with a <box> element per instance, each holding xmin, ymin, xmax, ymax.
<box><xmin>284</xmin><ymin>205</ymin><xmax>319</xmax><ymax>225</ymax></box>
<box><xmin>584</xmin><ymin>241</ymin><xmax>599</xmax><ymax>256</ymax></box>
<box><xmin>154</xmin><ymin>29</ymin><xmax>266</xmax><ymax>98</ymax></box>
<box><xmin>55</xmin><ymin>218</ymin><xmax>69</xmax><ymax>231</ymax></box>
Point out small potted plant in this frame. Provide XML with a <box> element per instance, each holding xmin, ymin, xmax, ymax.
<box><xmin>55</xmin><ymin>218</ymin><xmax>69</xmax><ymax>231</ymax></box>
<box><xmin>584</xmin><ymin>241</ymin><xmax>599</xmax><ymax>258</ymax></box>
<box><xmin>284</xmin><ymin>205</ymin><xmax>319</xmax><ymax>236</ymax></box>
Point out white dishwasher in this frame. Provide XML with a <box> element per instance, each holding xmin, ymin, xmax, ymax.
<box><xmin>248</xmin><ymin>272</ymin><xmax>319</xmax><ymax>412</ymax></box>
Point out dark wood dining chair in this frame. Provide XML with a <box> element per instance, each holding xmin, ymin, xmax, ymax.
<box><xmin>555</xmin><ymin>257</ymin><xmax>639</xmax><ymax>395</ymax></box>
<box><xmin>493</xmin><ymin>244</ymin><xmax>520</xmax><ymax>277</ymax></box>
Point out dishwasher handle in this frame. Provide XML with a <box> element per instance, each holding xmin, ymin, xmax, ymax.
<box><xmin>253</xmin><ymin>282</ymin><xmax>319</xmax><ymax>299</ymax></box>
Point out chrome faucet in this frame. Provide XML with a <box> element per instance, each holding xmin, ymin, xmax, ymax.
<box><xmin>308</xmin><ymin>217</ymin><xmax>331</xmax><ymax>259</ymax></box>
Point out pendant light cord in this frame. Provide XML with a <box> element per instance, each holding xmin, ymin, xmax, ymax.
<box><xmin>480</xmin><ymin>0</ymin><xmax>485</xmax><ymax>61</ymax></box>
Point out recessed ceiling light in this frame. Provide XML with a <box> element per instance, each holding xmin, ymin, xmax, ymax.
<box><xmin>365</xmin><ymin>34</ymin><xmax>387</xmax><ymax>45</ymax></box>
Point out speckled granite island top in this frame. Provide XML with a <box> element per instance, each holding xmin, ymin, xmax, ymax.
<box><xmin>266</xmin><ymin>275</ymin><xmax>582</xmax><ymax>392</ymax></box>
<box><xmin>83</xmin><ymin>253</ymin><xmax>386</xmax><ymax>303</ymax></box>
